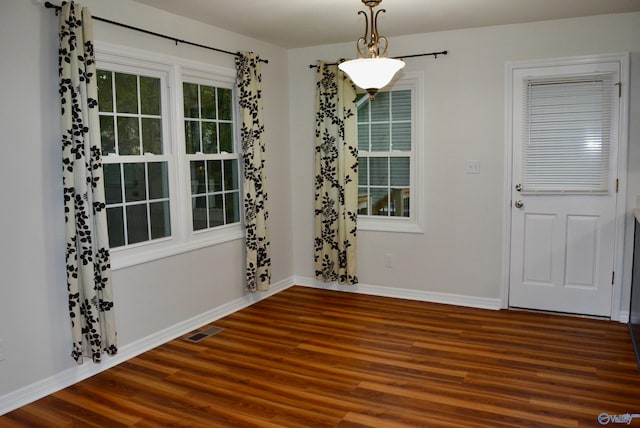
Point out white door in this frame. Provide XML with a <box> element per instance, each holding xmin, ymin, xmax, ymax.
<box><xmin>509</xmin><ymin>60</ymin><xmax>621</xmax><ymax>317</ymax></box>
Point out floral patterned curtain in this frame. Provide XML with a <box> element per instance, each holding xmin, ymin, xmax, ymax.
<box><xmin>314</xmin><ymin>62</ymin><xmax>359</xmax><ymax>285</ymax></box>
<box><xmin>236</xmin><ymin>52</ymin><xmax>271</xmax><ymax>291</ymax></box>
<box><xmin>59</xmin><ymin>1</ymin><xmax>117</xmax><ymax>363</ymax></box>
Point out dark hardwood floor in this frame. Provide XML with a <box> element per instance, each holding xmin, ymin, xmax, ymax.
<box><xmin>3</xmin><ymin>285</ymin><xmax>640</xmax><ymax>427</ymax></box>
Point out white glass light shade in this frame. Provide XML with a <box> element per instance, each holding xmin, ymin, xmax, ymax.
<box><xmin>339</xmin><ymin>57</ymin><xmax>405</xmax><ymax>92</ymax></box>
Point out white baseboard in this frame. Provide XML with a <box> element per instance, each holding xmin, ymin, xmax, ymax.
<box><xmin>0</xmin><ymin>278</ymin><xmax>295</xmax><ymax>416</ymax></box>
<box><xmin>619</xmin><ymin>310</ymin><xmax>630</xmax><ymax>323</ymax></box>
<box><xmin>293</xmin><ymin>276</ymin><xmax>503</xmax><ymax>310</ymax></box>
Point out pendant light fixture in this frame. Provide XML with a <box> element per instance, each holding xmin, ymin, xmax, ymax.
<box><xmin>339</xmin><ymin>0</ymin><xmax>405</xmax><ymax>100</ymax></box>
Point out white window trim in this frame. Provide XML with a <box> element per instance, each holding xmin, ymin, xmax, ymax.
<box><xmin>358</xmin><ymin>71</ymin><xmax>425</xmax><ymax>234</ymax></box>
<box><xmin>95</xmin><ymin>42</ymin><xmax>243</xmax><ymax>270</ymax></box>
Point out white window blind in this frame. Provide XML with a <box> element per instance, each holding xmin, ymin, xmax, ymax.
<box><xmin>357</xmin><ymin>90</ymin><xmax>412</xmax><ymax>218</ymax></box>
<box><xmin>521</xmin><ymin>73</ymin><xmax>615</xmax><ymax>192</ymax></box>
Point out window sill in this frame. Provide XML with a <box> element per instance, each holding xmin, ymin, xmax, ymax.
<box><xmin>110</xmin><ymin>226</ymin><xmax>244</xmax><ymax>271</ymax></box>
<box><xmin>358</xmin><ymin>217</ymin><xmax>423</xmax><ymax>234</ymax></box>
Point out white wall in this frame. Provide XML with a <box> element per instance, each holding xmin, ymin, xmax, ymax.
<box><xmin>289</xmin><ymin>13</ymin><xmax>640</xmax><ymax>307</ymax></box>
<box><xmin>0</xmin><ymin>0</ymin><xmax>291</xmax><ymax>402</ymax></box>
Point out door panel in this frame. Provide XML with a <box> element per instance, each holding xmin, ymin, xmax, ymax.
<box><xmin>522</xmin><ymin>214</ymin><xmax>554</xmax><ymax>284</ymax></box>
<box><xmin>509</xmin><ymin>60</ymin><xmax>620</xmax><ymax>317</ymax></box>
<box><xmin>564</xmin><ymin>215</ymin><xmax>598</xmax><ymax>288</ymax></box>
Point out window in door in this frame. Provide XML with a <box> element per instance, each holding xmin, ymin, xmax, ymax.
<box><xmin>521</xmin><ymin>74</ymin><xmax>615</xmax><ymax>193</ymax></box>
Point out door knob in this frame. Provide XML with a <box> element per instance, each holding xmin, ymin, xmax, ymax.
<box><xmin>514</xmin><ymin>200</ymin><xmax>524</xmax><ymax>208</ymax></box>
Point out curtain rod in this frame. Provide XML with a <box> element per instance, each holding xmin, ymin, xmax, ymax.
<box><xmin>44</xmin><ymin>2</ymin><xmax>268</xmax><ymax>64</ymax></box>
<box><xmin>308</xmin><ymin>50</ymin><xmax>448</xmax><ymax>68</ymax></box>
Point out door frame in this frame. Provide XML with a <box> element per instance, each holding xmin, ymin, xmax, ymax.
<box><xmin>501</xmin><ymin>53</ymin><xmax>630</xmax><ymax>321</ymax></box>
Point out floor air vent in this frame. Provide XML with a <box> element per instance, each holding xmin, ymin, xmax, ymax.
<box><xmin>184</xmin><ymin>326</ymin><xmax>224</xmax><ymax>343</ymax></box>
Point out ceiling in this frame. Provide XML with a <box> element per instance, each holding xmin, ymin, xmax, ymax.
<box><xmin>131</xmin><ymin>0</ymin><xmax>640</xmax><ymax>49</ymax></box>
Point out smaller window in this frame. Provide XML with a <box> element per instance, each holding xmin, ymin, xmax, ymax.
<box><xmin>356</xmin><ymin>73</ymin><xmax>424</xmax><ymax>233</ymax></box>
<box><xmin>183</xmin><ymin>82</ymin><xmax>241</xmax><ymax>233</ymax></box>
<box><xmin>357</xmin><ymin>91</ymin><xmax>412</xmax><ymax>218</ymax></box>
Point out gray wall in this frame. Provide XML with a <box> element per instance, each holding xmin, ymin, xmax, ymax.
<box><xmin>289</xmin><ymin>13</ymin><xmax>640</xmax><ymax>309</ymax></box>
<box><xmin>0</xmin><ymin>0</ymin><xmax>292</xmax><ymax>401</ymax></box>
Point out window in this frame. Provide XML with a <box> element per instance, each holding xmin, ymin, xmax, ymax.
<box><xmin>96</xmin><ymin>45</ymin><xmax>242</xmax><ymax>269</ymax></box>
<box><xmin>356</xmin><ymin>73</ymin><xmax>424</xmax><ymax>233</ymax></box>
<box><xmin>98</xmin><ymin>70</ymin><xmax>172</xmax><ymax>248</ymax></box>
<box><xmin>521</xmin><ymin>74</ymin><xmax>614</xmax><ymax>193</ymax></box>
<box><xmin>183</xmin><ymin>82</ymin><xmax>241</xmax><ymax>231</ymax></box>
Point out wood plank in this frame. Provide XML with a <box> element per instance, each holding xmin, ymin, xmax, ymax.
<box><xmin>2</xmin><ymin>286</ymin><xmax>640</xmax><ymax>427</ymax></box>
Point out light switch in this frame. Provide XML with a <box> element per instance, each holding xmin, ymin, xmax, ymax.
<box><xmin>466</xmin><ymin>160</ymin><xmax>480</xmax><ymax>174</ymax></box>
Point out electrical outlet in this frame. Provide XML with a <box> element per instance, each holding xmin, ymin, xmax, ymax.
<box><xmin>0</xmin><ymin>339</ymin><xmax>5</xmax><ymax>361</ymax></box>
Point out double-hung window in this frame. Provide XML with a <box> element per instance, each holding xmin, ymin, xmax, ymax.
<box><xmin>96</xmin><ymin>46</ymin><xmax>242</xmax><ymax>269</ymax></box>
<box><xmin>98</xmin><ymin>68</ymin><xmax>172</xmax><ymax>248</ymax></box>
<box><xmin>183</xmin><ymin>79</ymin><xmax>241</xmax><ymax>232</ymax></box>
<box><xmin>356</xmin><ymin>73</ymin><xmax>424</xmax><ymax>233</ymax></box>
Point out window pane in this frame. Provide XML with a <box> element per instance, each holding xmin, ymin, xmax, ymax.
<box><xmin>97</xmin><ymin>70</ymin><xmax>113</xmax><ymax>112</ymax></box>
<box><xmin>358</xmin><ymin>157</ymin><xmax>368</xmax><ymax>186</ymax></box>
<box><xmin>208</xmin><ymin>194</ymin><xmax>224</xmax><ymax>228</ymax></box>
<box><xmin>371</xmin><ymin>123</ymin><xmax>390</xmax><ymax>151</ymax></box>
<box><xmin>142</xmin><ymin>118</ymin><xmax>162</xmax><ymax>154</ymax></box>
<box><xmin>207</xmin><ymin>160</ymin><xmax>223</xmax><ymax>192</ymax></box>
<box><xmin>370</xmin><ymin>188</ymin><xmax>389</xmax><ymax>216</ymax></box>
<box><xmin>100</xmin><ymin>116</ymin><xmax>115</xmax><ymax>155</ymax></box>
<box><xmin>392</xmin><ymin>90</ymin><xmax>411</xmax><ymax>121</ymax></box>
<box><xmin>357</xmin><ymin>95</ymin><xmax>369</xmax><ymax>122</ymax></box>
<box><xmin>224</xmin><ymin>159</ymin><xmax>239</xmax><ymax>190</ymax></box>
<box><xmin>390</xmin><ymin>157</ymin><xmax>410</xmax><ymax>186</ymax></box>
<box><xmin>370</xmin><ymin>92</ymin><xmax>390</xmax><ymax>121</ymax></box>
<box><xmin>358</xmin><ymin>187</ymin><xmax>369</xmax><ymax>215</ymax></box>
<box><xmin>124</xmin><ymin>163</ymin><xmax>146</xmax><ymax>202</ymax></box>
<box><xmin>148</xmin><ymin>162</ymin><xmax>169</xmax><ymax>199</ymax></box>
<box><xmin>117</xmin><ymin>116</ymin><xmax>140</xmax><ymax>155</ymax></box>
<box><xmin>180</xmin><ymin>82</ymin><xmax>240</xmax><ymax>233</ymax></box>
<box><xmin>202</xmin><ymin>122</ymin><xmax>217</xmax><ymax>154</ymax></box>
<box><xmin>183</xmin><ymin>83</ymin><xmax>199</xmax><ymax>118</ymax></box>
<box><xmin>192</xmin><ymin>196</ymin><xmax>207</xmax><ymax>231</ymax></box>
<box><xmin>150</xmin><ymin>201</ymin><xmax>171</xmax><ymax>239</ymax></box>
<box><xmin>218</xmin><ymin>88</ymin><xmax>233</xmax><ymax>121</ymax></box>
<box><xmin>390</xmin><ymin>188</ymin><xmax>410</xmax><ymax>217</ymax></box>
<box><xmin>184</xmin><ymin>120</ymin><xmax>200</xmax><ymax>154</ymax></box>
<box><xmin>219</xmin><ymin>122</ymin><xmax>233</xmax><ymax>153</ymax></box>
<box><xmin>106</xmin><ymin>207</ymin><xmax>125</xmax><ymax>248</ymax></box>
<box><xmin>115</xmin><ymin>73</ymin><xmax>138</xmax><ymax>114</ymax></box>
<box><xmin>369</xmin><ymin>158</ymin><xmax>388</xmax><ymax>186</ymax></box>
<box><xmin>140</xmin><ymin>76</ymin><xmax>160</xmax><ymax>115</ymax></box>
<box><xmin>225</xmin><ymin>192</ymin><xmax>240</xmax><ymax>223</ymax></box>
<box><xmin>103</xmin><ymin>164</ymin><xmax>122</xmax><ymax>204</ymax></box>
<box><xmin>190</xmin><ymin>161</ymin><xmax>206</xmax><ymax>195</ymax></box>
<box><xmin>200</xmin><ymin>85</ymin><xmax>216</xmax><ymax>119</ymax></box>
<box><xmin>126</xmin><ymin>204</ymin><xmax>149</xmax><ymax>244</ymax></box>
<box><xmin>358</xmin><ymin>124</ymin><xmax>369</xmax><ymax>151</ymax></box>
<box><xmin>392</xmin><ymin>122</ymin><xmax>411</xmax><ymax>151</ymax></box>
